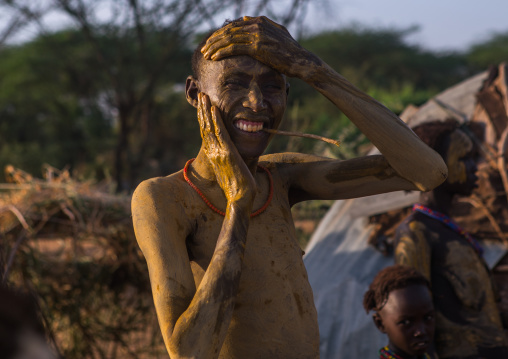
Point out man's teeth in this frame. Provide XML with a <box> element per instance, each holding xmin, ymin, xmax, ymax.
<box><xmin>235</xmin><ymin>121</ymin><xmax>264</xmax><ymax>132</ymax></box>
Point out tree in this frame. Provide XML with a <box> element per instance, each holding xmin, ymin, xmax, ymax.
<box><xmin>0</xmin><ymin>30</ymin><xmax>115</xmax><ymax>178</ymax></box>
<box><xmin>467</xmin><ymin>31</ymin><xmax>508</xmax><ymax>71</ymax></box>
<box><xmin>0</xmin><ymin>0</ymin><xmax>313</xmax><ymax>191</ymax></box>
<box><xmin>299</xmin><ymin>25</ymin><xmax>467</xmax><ymax>93</ymax></box>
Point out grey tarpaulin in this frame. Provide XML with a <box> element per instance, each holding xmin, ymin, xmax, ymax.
<box><xmin>304</xmin><ymin>198</ymin><xmax>390</xmax><ymax>358</ymax></box>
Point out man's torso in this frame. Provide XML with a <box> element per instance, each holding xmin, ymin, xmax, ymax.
<box><xmin>175</xmin><ymin>161</ymin><xmax>320</xmax><ymax>358</ymax></box>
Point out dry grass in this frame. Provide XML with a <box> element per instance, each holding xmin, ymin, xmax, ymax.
<box><xmin>0</xmin><ymin>165</ymin><xmax>167</xmax><ymax>358</ymax></box>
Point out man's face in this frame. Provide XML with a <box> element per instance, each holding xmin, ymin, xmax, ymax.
<box><xmin>377</xmin><ymin>285</ymin><xmax>435</xmax><ymax>357</ymax></box>
<box><xmin>442</xmin><ymin>129</ymin><xmax>478</xmax><ymax>195</ymax></box>
<box><xmin>197</xmin><ymin>55</ymin><xmax>288</xmax><ymax>159</ymax></box>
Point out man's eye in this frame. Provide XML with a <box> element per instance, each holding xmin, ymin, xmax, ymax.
<box><xmin>264</xmin><ymin>84</ymin><xmax>282</xmax><ymax>91</ymax></box>
<box><xmin>398</xmin><ymin>319</ymin><xmax>411</xmax><ymax>326</ymax></box>
<box><xmin>425</xmin><ymin>314</ymin><xmax>434</xmax><ymax>322</ymax></box>
<box><xmin>225</xmin><ymin>81</ymin><xmax>246</xmax><ymax>88</ymax></box>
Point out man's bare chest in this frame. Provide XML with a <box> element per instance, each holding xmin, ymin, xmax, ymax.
<box><xmin>185</xmin><ymin>201</ymin><xmax>304</xmax><ymax>287</ymax></box>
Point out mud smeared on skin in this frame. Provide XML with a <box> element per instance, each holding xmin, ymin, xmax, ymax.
<box><xmin>293</xmin><ymin>292</ymin><xmax>305</xmax><ymax>317</ymax></box>
<box><xmin>133</xmin><ymin>14</ymin><xmax>448</xmax><ymax>359</ymax></box>
<box><xmin>446</xmin><ymin>130</ymin><xmax>473</xmax><ymax>184</ymax></box>
<box><xmin>325</xmin><ymin>155</ymin><xmax>395</xmax><ymax>183</ymax></box>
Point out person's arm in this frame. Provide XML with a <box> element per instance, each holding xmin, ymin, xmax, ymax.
<box><xmin>132</xmin><ymin>94</ymin><xmax>255</xmax><ymax>358</ymax></box>
<box><xmin>202</xmin><ymin>16</ymin><xmax>447</xmax><ymax>198</ymax></box>
<box><xmin>393</xmin><ymin>220</ymin><xmax>432</xmax><ymax>281</ymax></box>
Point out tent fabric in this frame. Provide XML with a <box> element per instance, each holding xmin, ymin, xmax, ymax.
<box><xmin>304</xmin><ymin>199</ymin><xmax>390</xmax><ymax>358</ymax></box>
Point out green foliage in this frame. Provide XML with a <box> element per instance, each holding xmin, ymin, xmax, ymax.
<box><xmin>467</xmin><ymin>31</ymin><xmax>508</xmax><ymax>71</ymax></box>
<box><xmin>0</xmin><ymin>27</ymin><xmax>195</xmax><ymax>184</ymax></box>
<box><xmin>366</xmin><ymin>83</ymin><xmax>437</xmax><ymax>114</ymax></box>
<box><xmin>0</xmin><ymin>33</ymin><xmax>114</xmax><ymax>179</ymax></box>
<box><xmin>299</xmin><ymin>25</ymin><xmax>467</xmax><ymax>93</ymax></box>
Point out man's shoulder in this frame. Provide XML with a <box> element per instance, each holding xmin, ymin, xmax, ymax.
<box><xmin>131</xmin><ymin>172</ymin><xmax>192</xmax><ymax>244</ymax></box>
<box><xmin>132</xmin><ymin>171</ymin><xmax>188</xmax><ymax>210</ymax></box>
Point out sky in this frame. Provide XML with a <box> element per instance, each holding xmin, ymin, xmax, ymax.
<box><xmin>3</xmin><ymin>0</ymin><xmax>507</xmax><ymax>53</ymax></box>
<box><xmin>303</xmin><ymin>0</ymin><xmax>508</xmax><ymax>51</ymax></box>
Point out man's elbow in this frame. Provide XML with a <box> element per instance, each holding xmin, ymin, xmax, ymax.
<box><xmin>413</xmin><ymin>157</ymin><xmax>448</xmax><ymax>192</ymax></box>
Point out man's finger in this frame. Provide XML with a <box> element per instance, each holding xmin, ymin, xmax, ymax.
<box><xmin>202</xmin><ymin>94</ymin><xmax>216</xmax><ymax>134</ymax></box>
<box><xmin>203</xmin><ymin>94</ymin><xmax>226</xmax><ymax>148</ymax></box>
<box><xmin>198</xmin><ymin>93</ymin><xmax>217</xmax><ymax>144</ymax></box>
<box><xmin>197</xmin><ymin>93</ymin><xmax>209</xmax><ymax>130</ymax></box>
<box><xmin>211</xmin><ymin>106</ymin><xmax>226</xmax><ymax>143</ymax></box>
<box><xmin>196</xmin><ymin>93</ymin><xmax>206</xmax><ymax>129</ymax></box>
<box><xmin>201</xmin><ymin>25</ymin><xmax>236</xmax><ymax>53</ymax></box>
<box><xmin>202</xmin><ymin>30</ymin><xmax>250</xmax><ymax>58</ymax></box>
<box><xmin>209</xmin><ymin>43</ymin><xmax>254</xmax><ymax>61</ymax></box>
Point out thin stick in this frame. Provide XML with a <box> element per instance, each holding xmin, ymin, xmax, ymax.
<box><xmin>263</xmin><ymin>128</ymin><xmax>340</xmax><ymax>147</ymax></box>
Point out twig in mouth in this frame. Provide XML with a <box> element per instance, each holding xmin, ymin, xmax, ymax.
<box><xmin>263</xmin><ymin>128</ymin><xmax>340</xmax><ymax>148</ymax></box>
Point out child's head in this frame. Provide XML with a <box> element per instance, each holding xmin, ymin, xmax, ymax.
<box><xmin>363</xmin><ymin>265</ymin><xmax>435</xmax><ymax>358</ymax></box>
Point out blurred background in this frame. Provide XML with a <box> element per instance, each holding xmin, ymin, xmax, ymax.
<box><xmin>0</xmin><ymin>0</ymin><xmax>506</xmax><ymax>357</ymax></box>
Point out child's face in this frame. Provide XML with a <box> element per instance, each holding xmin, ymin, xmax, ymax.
<box><xmin>376</xmin><ymin>284</ymin><xmax>435</xmax><ymax>357</ymax></box>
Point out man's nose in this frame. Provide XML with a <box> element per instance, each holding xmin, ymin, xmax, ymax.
<box><xmin>243</xmin><ymin>84</ymin><xmax>267</xmax><ymax>112</ymax></box>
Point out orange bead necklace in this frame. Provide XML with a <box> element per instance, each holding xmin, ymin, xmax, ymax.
<box><xmin>183</xmin><ymin>158</ymin><xmax>273</xmax><ymax>217</ymax></box>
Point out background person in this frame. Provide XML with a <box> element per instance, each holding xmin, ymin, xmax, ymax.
<box><xmin>394</xmin><ymin>119</ymin><xmax>508</xmax><ymax>358</ymax></box>
<box><xmin>364</xmin><ymin>264</ymin><xmax>436</xmax><ymax>359</ymax></box>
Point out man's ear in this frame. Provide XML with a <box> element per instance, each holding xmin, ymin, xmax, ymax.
<box><xmin>186</xmin><ymin>75</ymin><xmax>199</xmax><ymax>108</ymax></box>
<box><xmin>373</xmin><ymin>313</ymin><xmax>386</xmax><ymax>333</ymax></box>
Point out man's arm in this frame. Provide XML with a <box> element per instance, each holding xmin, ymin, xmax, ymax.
<box><xmin>394</xmin><ymin>220</ymin><xmax>432</xmax><ymax>281</ymax></box>
<box><xmin>262</xmin><ymin>152</ymin><xmax>415</xmax><ymax>203</ymax></box>
<box><xmin>132</xmin><ymin>94</ymin><xmax>255</xmax><ymax>358</ymax></box>
<box><xmin>202</xmin><ymin>16</ymin><xmax>447</xmax><ymax>197</ymax></box>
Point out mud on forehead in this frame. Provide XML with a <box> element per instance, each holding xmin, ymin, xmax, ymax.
<box><xmin>199</xmin><ymin>55</ymin><xmax>286</xmax><ymax>81</ymax></box>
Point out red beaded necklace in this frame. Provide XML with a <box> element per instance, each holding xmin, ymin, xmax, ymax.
<box><xmin>183</xmin><ymin>158</ymin><xmax>273</xmax><ymax>217</ymax></box>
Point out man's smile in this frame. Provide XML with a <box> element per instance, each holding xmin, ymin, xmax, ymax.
<box><xmin>234</xmin><ymin>119</ymin><xmax>264</xmax><ymax>133</ymax></box>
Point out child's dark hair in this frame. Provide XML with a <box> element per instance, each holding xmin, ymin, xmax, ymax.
<box><xmin>363</xmin><ymin>265</ymin><xmax>431</xmax><ymax>313</ymax></box>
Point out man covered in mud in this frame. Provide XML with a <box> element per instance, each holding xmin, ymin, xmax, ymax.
<box><xmin>131</xmin><ymin>16</ymin><xmax>447</xmax><ymax>358</ymax></box>
<box><xmin>394</xmin><ymin>120</ymin><xmax>508</xmax><ymax>359</ymax></box>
